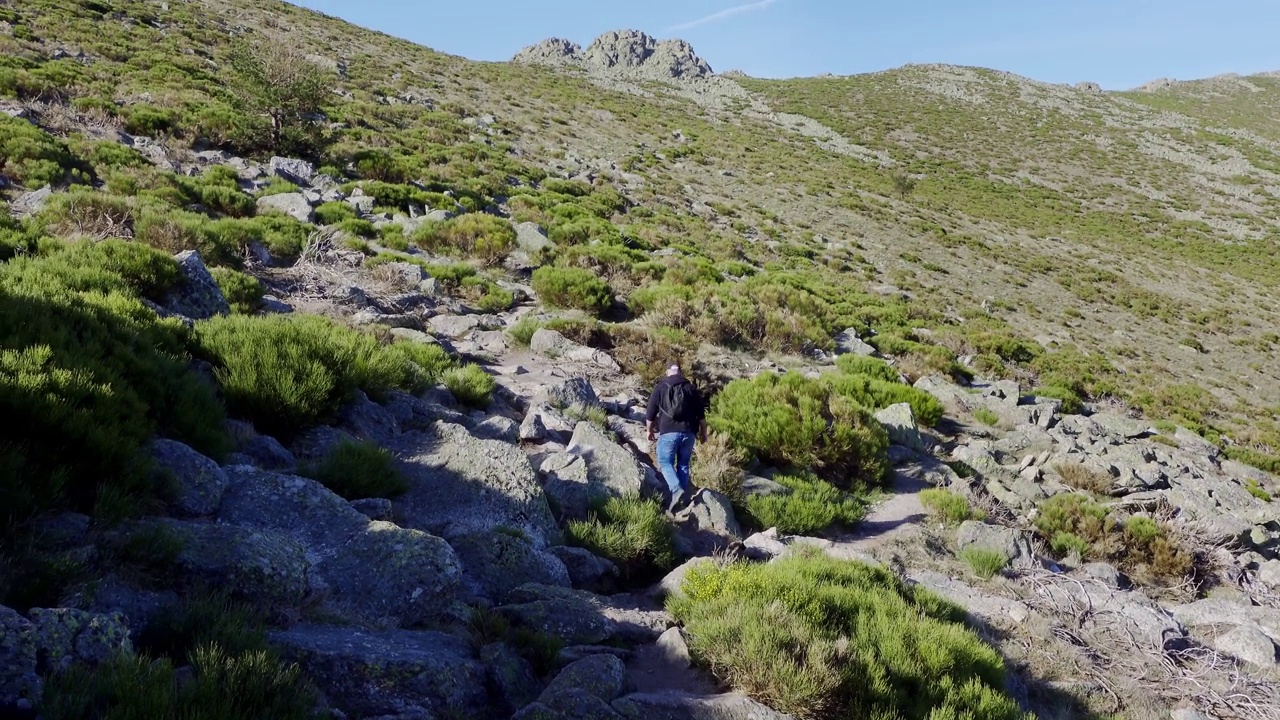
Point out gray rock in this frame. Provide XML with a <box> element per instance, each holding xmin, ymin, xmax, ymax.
<box><xmin>261</xmin><ymin>294</ymin><xmax>294</xmax><ymax>313</ymax></box>
<box><xmin>515</xmin><ymin>221</ymin><xmax>554</xmax><ymax>254</ymax></box>
<box><xmin>955</xmin><ymin>521</ymin><xmax>1037</xmax><ymax>570</ymax></box>
<box><xmin>612</xmin><ymin>692</ymin><xmax>795</xmax><ymax>719</ymax></box>
<box><xmin>547</xmin><ymin>546</ymin><xmax>619</xmax><ymax>592</ymax></box>
<box><xmin>531</xmin><ymin>329</ymin><xmax>620</xmax><ymax>372</ymax></box>
<box><xmin>271</xmin><ymin>625</ymin><xmax>489</xmax><ymax>718</ymax></box>
<box><xmin>451</xmin><ymin>532</ymin><xmax>571</xmax><ymax>602</ymax></box>
<box><xmin>149</xmin><ymin>519</ymin><xmax>310</xmax><ymax>605</ymax></box>
<box><xmin>1256</xmin><ymin>559</ymin><xmax>1280</xmax><ymax>588</ymax></box>
<box><xmin>226</xmin><ymin>421</ymin><xmax>297</xmax><ymax>472</ymax></box>
<box><xmin>256</xmin><ymin>192</ymin><xmax>315</xmax><ymax>223</ymax></box>
<box><xmin>1212</xmin><ymin>625</ymin><xmax>1278</xmax><ymax>667</ymax></box>
<box><xmin>1090</xmin><ymin>413</ymin><xmax>1155</xmax><ymax>439</ymax></box>
<box><xmin>482</xmin><ymin>642</ymin><xmax>540</xmax><ymax>713</ymax></box>
<box><xmin>149</xmin><ymin>439</ymin><xmax>228</xmax><ymax>517</ymax></box>
<box><xmin>497</xmin><ymin>585</ymin><xmax>618</xmax><ymax>645</ymax></box>
<box><xmin>269</xmin><ymin>156</ymin><xmax>316</xmax><ymax>185</ymax></box>
<box><xmin>833</xmin><ymin>328</ymin><xmax>876</xmax><ymax>356</ymax></box>
<box><xmin>318</xmin><ymin>521</ymin><xmax>463</xmax><ymax>625</ymax></box>
<box><xmin>218</xmin><ymin>467</ymin><xmax>368</xmax><ymax>555</ymax></box>
<box><xmin>346</xmin><ymin>193</ymin><xmax>376</xmax><ymax>214</ymax></box>
<box><xmin>743</xmin><ymin>528</ymin><xmax>788</xmax><ymax>561</ymax></box>
<box><xmin>378</xmin><ymin>261</ymin><xmax>426</xmax><ymax>287</ymax></box>
<box><xmin>1173</xmin><ymin>599</ymin><xmax>1280</xmax><ymax>643</ymax></box>
<box><xmin>428</xmin><ymin>313</ymin><xmax>484</xmax><ymax>339</ymax></box>
<box><xmin>25</xmin><ymin>608</ymin><xmax>133</xmax><ymax>669</ymax></box>
<box><xmin>566</xmin><ymin>422</ymin><xmax>647</xmax><ymax>500</ymax></box>
<box><xmin>742</xmin><ymin>475</ymin><xmax>790</xmax><ymax>497</ymax></box>
<box><xmin>520</xmin><ymin>410</ymin><xmax>549</xmax><ymax>443</ymax></box>
<box><xmin>473</xmin><ymin>416</ymin><xmax>520</xmax><ymax>444</ymax></box>
<box><xmin>652</xmin><ymin>558</ymin><xmax>716</xmax><ymax>602</ymax></box>
<box><xmin>541</xmin><ymin>377</ymin><xmax>602</xmax><ymax>410</ymax></box>
<box><xmin>163</xmin><ymin>250</ymin><xmax>230</xmax><ymax>320</ymax></box>
<box><xmin>655</xmin><ymin>627</ymin><xmax>691</xmax><ymax>669</ymax></box>
<box><xmin>680</xmin><ymin>489</ymin><xmax>742</xmax><ymax>539</ymax></box>
<box><xmin>1080</xmin><ymin>562</ymin><xmax>1126</xmax><ymax>588</ymax></box>
<box><xmin>395</xmin><ymin>422</ymin><xmax>560</xmax><ymax>547</ymax></box>
<box><xmin>516</xmin><ymin>691</ymin><xmax>624</xmax><ymax>720</ymax></box>
<box><xmin>874</xmin><ymin>403</ymin><xmax>926</xmax><ymax>452</ymax></box>
<box><xmin>0</xmin><ymin>607</ymin><xmax>41</xmax><ymax>711</ymax></box>
<box><xmin>10</xmin><ymin>185</ymin><xmax>53</xmax><ymax>218</ymax></box>
<box><xmin>349</xmin><ymin>497</ymin><xmax>394</xmax><ymax>521</ymax></box>
<box><xmin>540</xmin><ymin>654</ymin><xmax>630</xmax><ymax>704</ymax></box>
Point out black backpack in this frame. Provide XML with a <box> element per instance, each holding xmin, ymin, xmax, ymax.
<box><xmin>659</xmin><ymin>380</ymin><xmax>698</xmax><ymax>422</ymax></box>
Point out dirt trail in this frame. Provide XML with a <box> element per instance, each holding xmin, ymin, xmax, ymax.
<box><xmin>833</xmin><ymin>469</ymin><xmax>930</xmax><ymax>554</ymax></box>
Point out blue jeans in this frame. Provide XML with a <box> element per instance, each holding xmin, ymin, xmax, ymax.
<box><xmin>656</xmin><ymin>432</ymin><xmax>696</xmax><ymax>496</ymax></box>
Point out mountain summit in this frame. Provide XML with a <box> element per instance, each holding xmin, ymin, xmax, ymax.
<box><xmin>514</xmin><ymin>29</ymin><xmax>714</xmax><ymax>80</ymax></box>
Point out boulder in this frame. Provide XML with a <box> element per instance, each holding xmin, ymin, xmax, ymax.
<box><xmin>348</xmin><ymin>497</ymin><xmax>393</xmax><ymax>521</ymax></box>
<box><xmin>743</xmin><ymin>528</ymin><xmax>788</xmax><ymax>561</ymax></box>
<box><xmin>317</xmin><ymin>521</ymin><xmax>463</xmax><ymax>625</ymax></box>
<box><xmin>515</xmin><ymin>221</ymin><xmax>554</xmax><ymax>254</ymax></box>
<box><xmin>428</xmin><ymin>313</ymin><xmax>484</xmax><ymax>339</ymax></box>
<box><xmin>163</xmin><ymin>250</ymin><xmax>229</xmax><ymax>320</ymax></box>
<box><xmin>473</xmin><ymin>416</ymin><xmax>521</xmax><ymax>444</ymax></box>
<box><xmin>217</xmin><ymin>467</ymin><xmax>368</xmax><ymax>556</ymax></box>
<box><xmin>9</xmin><ymin>185</ymin><xmax>52</xmax><ymax>218</ymax></box>
<box><xmin>540</xmin><ymin>654</ymin><xmax>630</xmax><ymax>705</ymax></box>
<box><xmin>540</xmin><ymin>377</ymin><xmax>602</xmax><ymax>410</ymax></box>
<box><xmin>497</xmin><ymin>585</ymin><xmax>618</xmax><ymax>646</ymax></box>
<box><xmin>346</xmin><ymin>193</ymin><xmax>376</xmax><ymax>214</ymax></box>
<box><xmin>450</xmin><ymin>531</ymin><xmax>571</xmax><ymax>602</ymax></box>
<box><xmin>955</xmin><ymin>521</ymin><xmax>1037</xmax><ymax>570</ymax></box>
<box><xmin>256</xmin><ymin>192</ymin><xmax>315</xmax><ymax>223</ymax></box>
<box><xmin>516</xmin><ymin>691</ymin><xmax>624</xmax><ymax>720</ymax></box>
<box><xmin>24</xmin><ymin>608</ymin><xmax>133</xmax><ymax>669</ymax></box>
<box><xmin>482</xmin><ymin>642</ymin><xmax>541</xmax><ymax>713</ymax></box>
<box><xmin>833</xmin><ymin>329</ymin><xmax>876</xmax><ymax>356</ymax></box>
<box><xmin>377</xmin><ymin>261</ymin><xmax>426</xmax><ymax>287</ymax></box>
<box><xmin>566</xmin><ymin>422</ymin><xmax>647</xmax><ymax>500</ymax></box>
<box><xmin>611</xmin><ymin>692</ymin><xmax>796</xmax><ymax>719</ymax></box>
<box><xmin>271</xmin><ymin>625</ymin><xmax>489</xmax><ymax>718</ymax></box>
<box><xmin>742</xmin><ymin>475</ymin><xmax>790</xmax><ymax>497</ymax></box>
<box><xmin>225</xmin><ymin>422</ymin><xmax>298</xmax><ymax>472</ymax></box>
<box><xmin>530</xmin><ymin>329</ymin><xmax>620</xmax><ymax>372</ymax></box>
<box><xmin>268</xmin><ymin>156</ymin><xmax>316</xmax><ymax>185</ymax></box>
<box><xmin>148</xmin><ymin>439</ymin><xmax>228</xmax><ymax>517</ymax></box>
<box><xmin>652</xmin><ymin>558</ymin><xmax>715</xmax><ymax>602</ymax></box>
<box><xmin>0</xmin><ymin>607</ymin><xmax>41</xmax><ymax>712</ymax></box>
<box><xmin>547</xmin><ymin>546</ymin><xmax>619</xmax><ymax>592</ymax></box>
<box><xmin>147</xmin><ymin>519</ymin><xmax>310</xmax><ymax>605</ymax></box>
<box><xmin>520</xmin><ymin>410</ymin><xmax>550</xmax><ymax>443</ymax></box>
<box><xmin>655</xmin><ymin>627</ymin><xmax>691</xmax><ymax>669</ymax></box>
<box><xmin>1212</xmin><ymin>625</ymin><xmax>1278</xmax><ymax>667</ymax></box>
<box><xmin>1036</xmin><ymin>575</ymin><xmax>1183</xmax><ymax>650</ymax></box>
<box><xmin>680</xmin><ymin>489</ymin><xmax>742</xmax><ymax>540</ymax></box>
<box><xmin>394</xmin><ymin>422</ymin><xmax>560</xmax><ymax>547</ymax></box>
<box><xmin>1172</xmin><ymin>599</ymin><xmax>1280</xmax><ymax>644</ymax></box>
<box><xmin>874</xmin><ymin>403</ymin><xmax>926</xmax><ymax>452</ymax></box>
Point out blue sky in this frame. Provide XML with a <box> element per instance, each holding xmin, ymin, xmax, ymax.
<box><xmin>288</xmin><ymin>0</ymin><xmax>1278</xmax><ymax>90</ymax></box>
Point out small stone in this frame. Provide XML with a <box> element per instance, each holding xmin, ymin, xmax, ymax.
<box><xmin>654</xmin><ymin>627</ymin><xmax>690</xmax><ymax>669</ymax></box>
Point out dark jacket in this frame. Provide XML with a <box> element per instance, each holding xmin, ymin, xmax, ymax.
<box><xmin>646</xmin><ymin>374</ymin><xmax>705</xmax><ymax>436</ymax></box>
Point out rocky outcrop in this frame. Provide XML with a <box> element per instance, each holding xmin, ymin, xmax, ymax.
<box><xmin>514</xmin><ymin>30</ymin><xmax>713</xmax><ymax>81</ymax></box>
<box><xmin>0</xmin><ymin>607</ymin><xmax>133</xmax><ymax>713</ymax></box>
<box><xmin>148</xmin><ymin>438</ymin><xmax>229</xmax><ymax>517</ymax></box>
<box><xmin>163</xmin><ymin>250</ymin><xmax>230</xmax><ymax>320</ymax></box>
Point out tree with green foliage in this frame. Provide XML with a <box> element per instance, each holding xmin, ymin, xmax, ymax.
<box><xmin>225</xmin><ymin>40</ymin><xmax>332</xmax><ymax>157</ymax></box>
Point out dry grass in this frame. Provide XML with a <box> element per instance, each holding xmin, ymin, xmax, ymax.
<box><xmin>1053</xmin><ymin>462</ymin><xmax>1114</xmax><ymax>495</ymax></box>
<box><xmin>693</xmin><ymin>431</ymin><xmax>746</xmax><ymax>498</ymax></box>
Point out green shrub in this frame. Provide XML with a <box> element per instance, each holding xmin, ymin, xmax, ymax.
<box><xmin>79</xmin><ymin>140</ymin><xmax>148</xmax><ymax>171</ymax></box>
<box><xmin>124</xmin><ymin>105</ymin><xmax>176</xmax><ymax>137</ymax></box>
<box><xmin>413</xmin><ymin>213</ymin><xmax>516</xmax><ymax>266</ymax></box>
<box><xmin>566</xmin><ymin>495</ymin><xmax>676</xmax><ymax>583</ymax></box>
<box><xmin>209</xmin><ymin>267</ymin><xmax>264</xmax><ymax>314</ymax></box>
<box><xmin>1034</xmin><ymin>493</ymin><xmax>1110</xmax><ymax>556</ymax></box>
<box><xmin>668</xmin><ymin>550</ymin><xmax>1023</xmax><ymax>720</ymax></box>
<box><xmin>506</xmin><ymin>316</ymin><xmax>543</xmax><ymax>346</ymax></box>
<box><xmin>530</xmin><ymin>266</ymin><xmax>613</xmax><ymax>315</ymax></box>
<box><xmin>336</xmin><ymin>218</ymin><xmax>377</xmax><ymax>238</ymax></box>
<box><xmin>743</xmin><ymin>473</ymin><xmax>866</xmax><ymax>534</ymax></box>
<box><xmin>961</xmin><ymin>548</ymin><xmax>1010</xmax><ymax>580</ymax></box>
<box><xmin>442</xmin><ymin>364</ymin><xmax>495</xmax><ymax>408</ymax></box>
<box><xmin>0</xmin><ymin>115</ymin><xmax>91</xmax><ymax>187</ymax></box>
<box><xmin>299</xmin><ymin>438</ymin><xmax>408</xmax><ymax>500</ymax></box>
<box><xmin>973</xmin><ymin>407</ymin><xmax>1001</xmax><ymax>427</ymax></box>
<box><xmin>1225</xmin><ymin>446</ymin><xmax>1280</xmax><ymax>475</ymax></box>
<box><xmin>255</xmin><ymin>177</ymin><xmax>299</xmax><ymax>198</ymax></box>
<box><xmin>313</xmin><ymin>201</ymin><xmax>357</xmax><ymax>226</ymax></box>
<box><xmin>458</xmin><ymin>276</ymin><xmax>514</xmax><ymax>313</ymax></box>
<box><xmin>834</xmin><ymin>354</ymin><xmax>901</xmax><ymax>384</ymax></box>
<box><xmin>708</xmin><ymin>372</ymin><xmax>890</xmax><ymax>487</ymax></box>
<box><xmin>919</xmin><ymin>489</ymin><xmax>982</xmax><ymax>525</ymax></box>
<box><xmin>824</xmin><ymin>372</ymin><xmax>944</xmax><ymax>427</ymax></box>
<box><xmin>1245</xmin><ymin>478</ymin><xmax>1273</xmax><ymax>502</ymax></box>
<box><xmin>0</xmin><ymin>241</ymin><xmax>229</xmax><ymax>533</ymax></box>
<box><xmin>196</xmin><ymin>315</ymin><xmax>407</xmax><ymax>438</ymax></box>
<box><xmin>1053</xmin><ymin>462</ymin><xmax>1113</xmax><ymax>495</ymax></box>
<box><xmin>385</xmin><ymin>341</ymin><xmax>456</xmax><ymax>393</ymax></box>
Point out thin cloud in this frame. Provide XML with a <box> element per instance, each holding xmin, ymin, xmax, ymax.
<box><xmin>664</xmin><ymin>0</ymin><xmax>782</xmax><ymax>33</ymax></box>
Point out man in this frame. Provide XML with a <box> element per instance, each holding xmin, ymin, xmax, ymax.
<box><xmin>646</xmin><ymin>364</ymin><xmax>707</xmax><ymax>513</ymax></box>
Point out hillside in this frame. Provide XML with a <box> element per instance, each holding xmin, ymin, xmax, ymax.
<box><xmin>1</xmin><ymin>1</ymin><xmax>1280</xmax><ymax>719</ymax></box>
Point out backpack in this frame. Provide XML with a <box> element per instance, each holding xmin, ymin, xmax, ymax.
<box><xmin>659</xmin><ymin>380</ymin><xmax>698</xmax><ymax>422</ymax></box>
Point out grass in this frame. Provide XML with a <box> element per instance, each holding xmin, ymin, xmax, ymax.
<box><xmin>960</xmin><ymin>548</ymin><xmax>1009</xmax><ymax>580</ymax></box>
<box><xmin>667</xmin><ymin>549</ymin><xmax>1025</xmax><ymax>720</ymax></box>
<box><xmin>1245</xmin><ymin>478</ymin><xmax>1273</xmax><ymax>502</ymax></box>
<box><xmin>442</xmin><ymin>364</ymin><xmax>495</xmax><ymax>408</ymax></box>
<box><xmin>466</xmin><ymin>606</ymin><xmax>565</xmax><ymax>677</ymax></box>
<box><xmin>565</xmin><ymin>495</ymin><xmax>677</xmax><ymax>584</ymax></box>
<box><xmin>1033</xmin><ymin>494</ymin><xmax>1195</xmax><ymax>586</ymax></box>
<box><xmin>1053</xmin><ymin>462</ymin><xmax>1114</xmax><ymax>495</ymax></box>
<box><xmin>972</xmin><ymin>407</ymin><xmax>1001</xmax><ymax>427</ymax></box>
<box><xmin>692</xmin><ymin>431</ymin><xmax>747</xmax><ymax>499</ymax></box>
<box><xmin>209</xmin><ymin>266</ymin><xmax>265</xmax><ymax>314</ymax></box>
<box><xmin>742</xmin><ymin>473</ymin><xmax>867</xmax><ymax>535</ymax></box>
<box><xmin>298</xmin><ymin>438</ymin><xmax>409</xmax><ymax>500</ymax></box>
<box><xmin>919</xmin><ymin>488</ymin><xmax>983</xmax><ymax>525</ymax></box>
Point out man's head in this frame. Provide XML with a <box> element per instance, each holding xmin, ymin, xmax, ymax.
<box><xmin>666</xmin><ymin>364</ymin><xmax>680</xmax><ymax>377</ymax></box>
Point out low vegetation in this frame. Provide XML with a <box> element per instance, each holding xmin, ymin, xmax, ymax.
<box><xmin>668</xmin><ymin>550</ymin><xmax>1025</xmax><ymax>720</ymax></box>
<box><xmin>960</xmin><ymin>548</ymin><xmax>1010</xmax><ymax>580</ymax></box>
<box><xmin>442</xmin><ymin>364</ymin><xmax>496</xmax><ymax>408</ymax></box>
<box><xmin>919</xmin><ymin>488</ymin><xmax>983</xmax><ymax>525</ymax></box>
<box><xmin>298</xmin><ymin>438</ymin><xmax>409</xmax><ymax>500</ymax></box>
<box><xmin>741</xmin><ymin>473</ymin><xmax>867</xmax><ymax>535</ymax></box>
<box><xmin>565</xmin><ymin>495</ymin><xmax>677</xmax><ymax>583</ymax></box>
<box><xmin>1033</xmin><ymin>494</ymin><xmax>1195</xmax><ymax>587</ymax></box>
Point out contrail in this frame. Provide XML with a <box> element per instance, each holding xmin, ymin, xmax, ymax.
<box><xmin>664</xmin><ymin>0</ymin><xmax>782</xmax><ymax>33</ymax></box>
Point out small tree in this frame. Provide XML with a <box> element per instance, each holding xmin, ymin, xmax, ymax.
<box><xmin>890</xmin><ymin>170</ymin><xmax>917</xmax><ymax>199</ymax></box>
<box><xmin>226</xmin><ymin>39</ymin><xmax>332</xmax><ymax>157</ymax></box>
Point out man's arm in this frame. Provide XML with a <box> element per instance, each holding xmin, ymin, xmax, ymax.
<box><xmin>645</xmin><ymin>387</ymin><xmax>661</xmax><ymax>442</ymax></box>
<box><xmin>696</xmin><ymin>389</ymin><xmax>708</xmax><ymax>442</ymax></box>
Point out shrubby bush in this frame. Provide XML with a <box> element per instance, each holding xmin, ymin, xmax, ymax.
<box><xmin>413</xmin><ymin>213</ymin><xmax>516</xmax><ymax>266</ymax></box>
<box><xmin>0</xmin><ymin>115</ymin><xmax>91</xmax><ymax>188</ymax></box>
<box><xmin>742</xmin><ymin>473</ymin><xmax>867</xmax><ymax>534</ymax></box>
<box><xmin>919</xmin><ymin>488</ymin><xmax>983</xmax><ymax>524</ymax></box>
<box><xmin>566</xmin><ymin>495</ymin><xmax>676</xmax><ymax>583</ymax></box>
<box><xmin>313</xmin><ymin>201</ymin><xmax>356</xmax><ymax>226</ymax></box>
<box><xmin>1033</xmin><ymin>493</ymin><xmax>1194</xmax><ymax>586</ymax></box>
<box><xmin>385</xmin><ymin>341</ymin><xmax>455</xmax><ymax>393</ymax></box>
<box><xmin>668</xmin><ymin>550</ymin><xmax>1024</xmax><ymax>720</ymax></box>
<box><xmin>708</xmin><ymin>372</ymin><xmax>890</xmax><ymax>487</ymax></box>
<box><xmin>299</xmin><ymin>438</ymin><xmax>409</xmax><ymax>500</ymax></box>
<box><xmin>824</xmin><ymin>371</ymin><xmax>944</xmax><ymax>427</ymax></box>
<box><xmin>530</xmin><ymin>266</ymin><xmax>613</xmax><ymax>315</ymax></box>
<box><xmin>209</xmin><ymin>267</ymin><xmax>264</xmax><ymax>314</ymax></box>
<box><xmin>442</xmin><ymin>364</ymin><xmax>495</xmax><ymax>408</ymax></box>
<box><xmin>834</xmin><ymin>355</ymin><xmax>901</xmax><ymax>384</ymax></box>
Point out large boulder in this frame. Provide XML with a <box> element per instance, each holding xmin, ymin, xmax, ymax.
<box><xmin>539</xmin><ymin>654</ymin><xmax>631</xmax><ymax>705</ymax></box>
<box><xmin>874</xmin><ymin>403</ymin><xmax>926</xmax><ymax>452</ymax></box>
<box><xmin>566</xmin><ymin>422</ymin><xmax>647</xmax><ymax>500</ymax></box>
<box><xmin>547</xmin><ymin>546</ymin><xmax>619</xmax><ymax>592</ymax></box>
<box><xmin>316</xmin><ymin>521</ymin><xmax>463</xmax><ymax>626</ymax></box>
<box><xmin>450</xmin><ymin>531</ymin><xmax>571</xmax><ymax>602</ymax></box>
<box><xmin>0</xmin><ymin>607</ymin><xmax>41</xmax><ymax>713</ymax></box>
<box><xmin>1212</xmin><ymin>625</ymin><xmax>1278</xmax><ymax>667</ymax></box>
<box><xmin>483</xmin><ymin>642</ymin><xmax>541</xmax><ymax>713</ymax></box>
<box><xmin>516</xmin><ymin>691</ymin><xmax>624</xmax><ymax>720</ymax></box>
<box><xmin>611</xmin><ymin>692</ymin><xmax>796</xmax><ymax>719</ymax></box>
<box><xmin>163</xmin><ymin>250</ymin><xmax>230</xmax><ymax>320</ymax></box>
<box><xmin>394</xmin><ymin>423</ymin><xmax>560</xmax><ymax>547</ymax></box>
<box><xmin>148</xmin><ymin>439</ymin><xmax>228</xmax><ymax>517</ymax></box>
<box><xmin>271</xmin><ymin>625</ymin><xmax>489</xmax><ymax>718</ymax></box>
<box><xmin>833</xmin><ymin>328</ymin><xmax>876</xmax><ymax>357</ymax></box>
<box><xmin>531</xmin><ymin>329</ymin><xmax>621</xmax><ymax>372</ymax></box>
<box><xmin>497</xmin><ymin>585</ymin><xmax>618</xmax><ymax>646</ymax></box>
<box><xmin>217</xmin><ymin>467</ymin><xmax>369</xmax><ymax>556</ymax></box>
<box><xmin>539</xmin><ymin>377</ymin><xmax>602</xmax><ymax>410</ymax></box>
<box><xmin>268</xmin><ymin>156</ymin><xmax>316</xmax><ymax>185</ymax></box>
<box><xmin>515</xmin><ymin>221</ymin><xmax>554</xmax><ymax>254</ymax></box>
<box><xmin>25</xmin><ymin>608</ymin><xmax>133</xmax><ymax>669</ymax></box>
<box><xmin>955</xmin><ymin>521</ymin><xmax>1037</xmax><ymax>570</ymax></box>
<box><xmin>9</xmin><ymin>185</ymin><xmax>52</xmax><ymax>218</ymax></box>
<box><xmin>256</xmin><ymin>192</ymin><xmax>315</xmax><ymax>223</ymax></box>
<box><xmin>153</xmin><ymin>519</ymin><xmax>310</xmax><ymax>605</ymax></box>
<box><xmin>226</xmin><ymin>421</ymin><xmax>297</xmax><ymax>472</ymax></box>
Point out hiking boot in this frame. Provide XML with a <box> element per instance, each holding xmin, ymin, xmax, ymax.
<box><xmin>666</xmin><ymin>490</ymin><xmax>686</xmax><ymax>514</ymax></box>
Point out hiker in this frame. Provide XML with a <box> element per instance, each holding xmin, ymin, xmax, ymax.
<box><xmin>646</xmin><ymin>364</ymin><xmax>707</xmax><ymax>512</ymax></box>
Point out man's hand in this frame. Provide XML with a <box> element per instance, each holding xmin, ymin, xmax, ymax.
<box><xmin>698</xmin><ymin>422</ymin><xmax>708</xmax><ymax>444</ymax></box>
<box><xmin>646</xmin><ymin>422</ymin><xmax>656</xmax><ymax>444</ymax></box>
